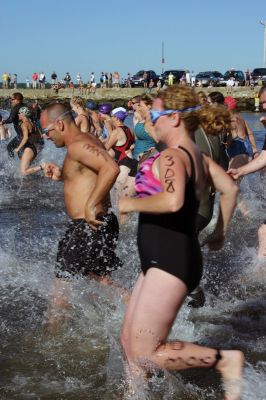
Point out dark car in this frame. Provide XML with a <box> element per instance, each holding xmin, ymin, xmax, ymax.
<box><xmin>131</xmin><ymin>70</ymin><xmax>159</xmax><ymax>87</ymax></box>
<box><xmin>160</xmin><ymin>70</ymin><xmax>186</xmax><ymax>84</ymax></box>
<box><xmin>195</xmin><ymin>71</ymin><xmax>223</xmax><ymax>87</ymax></box>
<box><xmin>220</xmin><ymin>70</ymin><xmax>246</xmax><ymax>86</ymax></box>
<box><xmin>251</xmin><ymin>68</ymin><xmax>266</xmax><ymax>85</ymax></box>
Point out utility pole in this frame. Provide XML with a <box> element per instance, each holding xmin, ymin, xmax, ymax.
<box><xmin>260</xmin><ymin>20</ymin><xmax>266</xmax><ymax>67</ymax></box>
<box><xmin>161</xmin><ymin>41</ymin><xmax>165</xmax><ymax>74</ymax></box>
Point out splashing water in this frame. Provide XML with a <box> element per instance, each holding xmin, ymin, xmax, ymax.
<box><xmin>0</xmin><ymin>111</ymin><xmax>265</xmax><ymax>399</ymax></box>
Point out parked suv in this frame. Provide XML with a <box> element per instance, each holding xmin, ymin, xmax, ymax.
<box><xmin>160</xmin><ymin>70</ymin><xmax>186</xmax><ymax>84</ymax></box>
<box><xmin>220</xmin><ymin>70</ymin><xmax>245</xmax><ymax>86</ymax></box>
<box><xmin>131</xmin><ymin>70</ymin><xmax>159</xmax><ymax>87</ymax></box>
<box><xmin>195</xmin><ymin>71</ymin><xmax>223</xmax><ymax>87</ymax></box>
<box><xmin>251</xmin><ymin>68</ymin><xmax>266</xmax><ymax>85</ymax></box>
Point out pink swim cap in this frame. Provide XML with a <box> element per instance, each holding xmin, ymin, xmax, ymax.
<box><xmin>224</xmin><ymin>96</ymin><xmax>237</xmax><ymax>110</ymax></box>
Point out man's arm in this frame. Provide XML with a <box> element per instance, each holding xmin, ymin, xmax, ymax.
<box><xmin>69</xmin><ymin>142</ymin><xmax>119</xmax><ymax>228</ymax></box>
<box><xmin>1</xmin><ymin>106</ymin><xmax>19</xmax><ymax>125</ymax></box>
<box><xmin>228</xmin><ymin>150</ymin><xmax>266</xmax><ymax>179</ymax></box>
<box><xmin>244</xmin><ymin>120</ymin><xmax>259</xmax><ymax>157</ymax></box>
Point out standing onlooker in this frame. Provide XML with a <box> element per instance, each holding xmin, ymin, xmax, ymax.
<box><xmin>100</xmin><ymin>72</ymin><xmax>106</xmax><ymax>88</ymax></box>
<box><xmin>113</xmin><ymin>71</ymin><xmax>120</xmax><ymax>88</ymax></box>
<box><xmin>51</xmin><ymin>71</ymin><xmax>57</xmax><ymax>84</ymax></box>
<box><xmin>26</xmin><ymin>77</ymin><xmax>30</xmax><ymax>88</ymax></box>
<box><xmin>143</xmin><ymin>71</ymin><xmax>148</xmax><ymax>88</ymax></box>
<box><xmin>32</xmin><ymin>72</ymin><xmax>38</xmax><ymax>88</ymax></box>
<box><xmin>168</xmin><ymin>72</ymin><xmax>174</xmax><ymax>86</ymax></box>
<box><xmin>7</xmin><ymin>73</ymin><xmax>11</xmax><ymax>88</ymax></box>
<box><xmin>13</xmin><ymin>74</ymin><xmax>18</xmax><ymax>89</ymax></box>
<box><xmin>108</xmin><ymin>72</ymin><xmax>113</xmax><ymax>88</ymax></box>
<box><xmin>226</xmin><ymin>76</ymin><xmax>235</xmax><ymax>94</ymax></box>
<box><xmin>39</xmin><ymin>72</ymin><xmax>46</xmax><ymax>89</ymax></box>
<box><xmin>186</xmin><ymin>70</ymin><xmax>191</xmax><ymax>86</ymax></box>
<box><xmin>90</xmin><ymin>72</ymin><xmax>95</xmax><ymax>85</ymax></box>
<box><xmin>2</xmin><ymin>72</ymin><xmax>9</xmax><ymax>89</ymax></box>
<box><xmin>76</xmin><ymin>72</ymin><xmax>81</xmax><ymax>85</ymax></box>
<box><xmin>245</xmin><ymin>69</ymin><xmax>251</xmax><ymax>86</ymax></box>
<box><xmin>191</xmin><ymin>71</ymin><xmax>196</xmax><ymax>87</ymax></box>
<box><xmin>64</xmin><ymin>72</ymin><xmax>71</xmax><ymax>88</ymax></box>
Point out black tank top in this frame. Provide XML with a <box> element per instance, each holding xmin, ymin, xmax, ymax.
<box><xmin>139</xmin><ymin>146</ymin><xmax>200</xmax><ymax>237</ymax></box>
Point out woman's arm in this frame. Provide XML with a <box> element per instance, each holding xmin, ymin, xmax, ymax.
<box><xmin>15</xmin><ymin>124</ymin><xmax>28</xmax><ymax>152</ymax></box>
<box><xmin>202</xmin><ymin>155</ymin><xmax>239</xmax><ymax>250</ymax></box>
<box><xmin>104</xmin><ymin>129</ymin><xmax>119</xmax><ymax>151</ymax></box>
<box><xmin>245</xmin><ymin>120</ymin><xmax>259</xmax><ymax>157</ymax></box>
<box><xmin>119</xmin><ymin>148</ymin><xmax>186</xmax><ymax>214</ymax></box>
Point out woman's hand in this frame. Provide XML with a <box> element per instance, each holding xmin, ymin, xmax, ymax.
<box><xmin>119</xmin><ymin>197</ymin><xmax>132</xmax><ymax>214</ymax></box>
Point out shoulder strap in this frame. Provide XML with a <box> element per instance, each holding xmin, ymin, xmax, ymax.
<box><xmin>178</xmin><ymin>146</ymin><xmax>196</xmax><ymax>183</ymax></box>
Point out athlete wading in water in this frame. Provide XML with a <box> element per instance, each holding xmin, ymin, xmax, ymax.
<box><xmin>119</xmin><ymin>86</ymin><xmax>244</xmax><ymax>400</ymax></box>
<box><xmin>40</xmin><ymin>103</ymin><xmax>127</xmax><ymax>330</ymax></box>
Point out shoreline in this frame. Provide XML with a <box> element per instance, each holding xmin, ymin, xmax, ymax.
<box><xmin>0</xmin><ymin>86</ymin><xmax>262</xmax><ymax>111</ymax></box>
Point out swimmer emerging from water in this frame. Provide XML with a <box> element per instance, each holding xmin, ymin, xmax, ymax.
<box><xmin>40</xmin><ymin>103</ymin><xmax>127</xmax><ymax>330</ymax></box>
<box><xmin>15</xmin><ymin>107</ymin><xmax>44</xmax><ymax>175</ymax></box>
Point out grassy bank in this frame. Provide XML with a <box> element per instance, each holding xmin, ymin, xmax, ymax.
<box><xmin>0</xmin><ymin>86</ymin><xmax>262</xmax><ymax>111</ymax></box>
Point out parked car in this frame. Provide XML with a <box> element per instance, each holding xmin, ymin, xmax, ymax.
<box><xmin>219</xmin><ymin>70</ymin><xmax>246</xmax><ymax>86</ymax></box>
<box><xmin>130</xmin><ymin>70</ymin><xmax>159</xmax><ymax>87</ymax></box>
<box><xmin>160</xmin><ymin>70</ymin><xmax>186</xmax><ymax>84</ymax></box>
<box><xmin>195</xmin><ymin>71</ymin><xmax>223</xmax><ymax>87</ymax></box>
<box><xmin>251</xmin><ymin>68</ymin><xmax>266</xmax><ymax>85</ymax></box>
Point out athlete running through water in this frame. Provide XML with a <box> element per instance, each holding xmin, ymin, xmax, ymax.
<box><xmin>40</xmin><ymin>103</ymin><xmax>126</xmax><ymax>330</ymax></box>
<box><xmin>119</xmin><ymin>86</ymin><xmax>244</xmax><ymax>400</ymax></box>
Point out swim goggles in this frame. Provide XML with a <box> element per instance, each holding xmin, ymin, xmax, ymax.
<box><xmin>42</xmin><ymin>110</ymin><xmax>72</xmax><ymax>135</ymax></box>
<box><xmin>150</xmin><ymin>105</ymin><xmax>201</xmax><ymax>124</ymax></box>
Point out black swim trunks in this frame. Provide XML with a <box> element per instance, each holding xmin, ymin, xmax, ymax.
<box><xmin>55</xmin><ymin>212</ymin><xmax>122</xmax><ymax>278</ymax></box>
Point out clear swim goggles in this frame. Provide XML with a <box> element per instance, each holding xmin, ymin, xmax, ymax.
<box><xmin>42</xmin><ymin>110</ymin><xmax>72</xmax><ymax>135</ymax></box>
<box><xmin>150</xmin><ymin>105</ymin><xmax>201</xmax><ymax>124</ymax></box>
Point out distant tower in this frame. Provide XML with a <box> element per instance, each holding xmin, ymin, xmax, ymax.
<box><xmin>161</xmin><ymin>41</ymin><xmax>165</xmax><ymax>74</ymax></box>
<box><xmin>260</xmin><ymin>20</ymin><xmax>266</xmax><ymax>67</ymax></box>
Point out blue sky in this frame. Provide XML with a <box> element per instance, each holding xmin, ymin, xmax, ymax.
<box><xmin>2</xmin><ymin>0</ymin><xmax>266</xmax><ymax>82</ymax></box>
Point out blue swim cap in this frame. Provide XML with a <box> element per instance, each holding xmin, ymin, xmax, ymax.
<box><xmin>85</xmin><ymin>101</ymin><xmax>97</xmax><ymax>110</ymax></box>
<box><xmin>98</xmin><ymin>103</ymin><xmax>112</xmax><ymax>115</ymax></box>
<box><xmin>111</xmin><ymin>107</ymin><xmax>128</xmax><ymax>121</ymax></box>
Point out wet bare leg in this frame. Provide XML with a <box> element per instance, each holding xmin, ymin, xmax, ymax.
<box><xmin>89</xmin><ymin>272</ymin><xmax>131</xmax><ymax>304</ymax></box>
<box><xmin>122</xmin><ymin>268</ymin><xmax>244</xmax><ymax>399</ymax></box>
<box><xmin>47</xmin><ymin>277</ymin><xmax>72</xmax><ymax>334</ymax></box>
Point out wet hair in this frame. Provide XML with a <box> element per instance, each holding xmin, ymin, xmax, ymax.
<box><xmin>43</xmin><ymin>103</ymin><xmax>73</xmax><ymax>124</ymax></box>
<box><xmin>131</xmin><ymin>95</ymin><xmax>141</xmax><ymax>103</ymax></box>
<box><xmin>199</xmin><ymin>105</ymin><xmax>231</xmax><ymax>136</ymax></box>
<box><xmin>140</xmin><ymin>93</ymin><xmax>154</xmax><ymax>107</ymax></box>
<box><xmin>158</xmin><ymin>85</ymin><xmax>201</xmax><ymax>133</ymax></box>
<box><xmin>13</xmin><ymin>92</ymin><xmax>23</xmax><ymax>102</ymax></box>
<box><xmin>208</xmin><ymin>91</ymin><xmax>225</xmax><ymax>105</ymax></box>
<box><xmin>71</xmin><ymin>96</ymin><xmax>85</xmax><ymax>109</ymax></box>
<box><xmin>158</xmin><ymin>85</ymin><xmax>230</xmax><ymax>135</ymax></box>
<box><xmin>259</xmin><ymin>84</ymin><xmax>266</xmax><ymax>97</ymax></box>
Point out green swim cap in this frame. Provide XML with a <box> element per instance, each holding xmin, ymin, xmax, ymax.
<box><xmin>19</xmin><ymin>106</ymin><xmax>31</xmax><ymax>117</ymax></box>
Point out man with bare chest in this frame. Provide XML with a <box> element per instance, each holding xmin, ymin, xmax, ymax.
<box><xmin>40</xmin><ymin>103</ymin><xmax>122</xmax><ymax>282</ymax></box>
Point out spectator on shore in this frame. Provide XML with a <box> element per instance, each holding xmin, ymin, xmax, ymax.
<box><xmin>26</xmin><ymin>77</ymin><xmax>30</xmax><ymax>88</ymax></box>
<box><xmin>32</xmin><ymin>72</ymin><xmax>38</xmax><ymax>89</ymax></box>
<box><xmin>39</xmin><ymin>72</ymin><xmax>46</xmax><ymax>89</ymax></box>
<box><xmin>64</xmin><ymin>72</ymin><xmax>71</xmax><ymax>88</ymax></box>
<box><xmin>2</xmin><ymin>72</ymin><xmax>9</xmax><ymax>89</ymax></box>
<box><xmin>13</xmin><ymin>74</ymin><xmax>18</xmax><ymax>89</ymax></box>
<box><xmin>51</xmin><ymin>72</ymin><xmax>57</xmax><ymax>84</ymax></box>
<box><xmin>168</xmin><ymin>72</ymin><xmax>174</xmax><ymax>86</ymax></box>
<box><xmin>113</xmin><ymin>71</ymin><xmax>120</xmax><ymax>88</ymax></box>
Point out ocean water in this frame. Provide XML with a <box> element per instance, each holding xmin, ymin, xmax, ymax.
<box><xmin>0</xmin><ymin>110</ymin><xmax>266</xmax><ymax>400</ymax></box>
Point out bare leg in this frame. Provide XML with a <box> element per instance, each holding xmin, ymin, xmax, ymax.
<box><xmin>121</xmin><ymin>268</ymin><xmax>244</xmax><ymax>400</ymax></box>
<box><xmin>88</xmin><ymin>272</ymin><xmax>131</xmax><ymax>304</ymax></box>
<box><xmin>47</xmin><ymin>277</ymin><xmax>72</xmax><ymax>334</ymax></box>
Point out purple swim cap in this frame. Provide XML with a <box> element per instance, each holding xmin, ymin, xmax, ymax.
<box><xmin>111</xmin><ymin>107</ymin><xmax>128</xmax><ymax>121</ymax></box>
<box><xmin>98</xmin><ymin>103</ymin><xmax>112</xmax><ymax>115</ymax></box>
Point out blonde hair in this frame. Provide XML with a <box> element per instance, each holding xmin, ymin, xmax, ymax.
<box><xmin>159</xmin><ymin>85</ymin><xmax>201</xmax><ymax>133</ymax></box>
<box><xmin>71</xmin><ymin>96</ymin><xmax>85</xmax><ymax>108</ymax></box>
<box><xmin>158</xmin><ymin>85</ymin><xmax>231</xmax><ymax>135</ymax></box>
<box><xmin>199</xmin><ymin>105</ymin><xmax>231</xmax><ymax>136</ymax></box>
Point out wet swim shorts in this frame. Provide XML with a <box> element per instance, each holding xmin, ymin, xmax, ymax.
<box><xmin>55</xmin><ymin>212</ymin><xmax>122</xmax><ymax>278</ymax></box>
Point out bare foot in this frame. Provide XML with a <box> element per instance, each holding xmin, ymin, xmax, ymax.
<box><xmin>216</xmin><ymin>350</ymin><xmax>244</xmax><ymax>400</ymax></box>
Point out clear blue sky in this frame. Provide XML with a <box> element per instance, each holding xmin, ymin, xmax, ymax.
<box><xmin>2</xmin><ymin>0</ymin><xmax>266</xmax><ymax>82</ymax></box>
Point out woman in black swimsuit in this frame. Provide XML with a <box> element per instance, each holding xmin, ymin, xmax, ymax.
<box><xmin>15</xmin><ymin>106</ymin><xmax>44</xmax><ymax>175</ymax></box>
<box><xmin>119</xmin><ymin>86</ymin><xmax>244</xmax><ymax>400</ymax></box>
